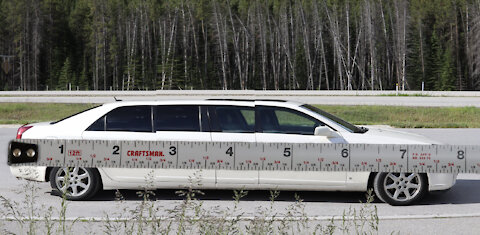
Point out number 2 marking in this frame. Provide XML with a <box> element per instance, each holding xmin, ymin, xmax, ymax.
<box><xmin>112</xmin><ymin>145</ymin><xmax>120</xmax><ymax>155</ymax></box>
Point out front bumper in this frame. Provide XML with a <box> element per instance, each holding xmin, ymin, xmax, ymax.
<box><xmin>428</xmin><ymin>173</ymin><xmax>457</xmax><ymax>191</ymax></box>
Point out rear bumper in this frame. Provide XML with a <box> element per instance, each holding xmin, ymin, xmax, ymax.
<box><xmin>9</xmin><ymin>166</ymin><xmax>47</xmax><ymax>182</ymax></box>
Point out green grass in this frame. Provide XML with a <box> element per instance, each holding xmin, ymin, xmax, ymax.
<box><xmin>0</xmin><ymin>103</ymin><xmax>478</xmax><ymax>128</ymax></box>
<box><xmin>0</xmin><ymin>103</ymin><xmax>98</xmax><ymax>124</ymax></box>
<box><xmin>315</xmin><ymin>105</ymin><xmax>480</xmax><ymax>128</ymax></box>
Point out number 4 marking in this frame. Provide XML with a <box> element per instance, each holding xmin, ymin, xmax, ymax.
<box><xmin>226</xmin><ymin>147</ymin><xmax>233</xmax><ymax>157</ymax></box>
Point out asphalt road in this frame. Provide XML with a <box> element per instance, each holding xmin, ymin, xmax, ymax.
<box><xmin>1</xmin><ymin>90</ymin><xmax>480</xmax><ymax>107</ymax></box>
<box><xmin>2</xmin><ymin>127</ymin><xmax>480</xmax><ymax>234</ymax></box>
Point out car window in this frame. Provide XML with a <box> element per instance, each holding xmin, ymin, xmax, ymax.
<box><xmin>209</xmin><ymin>106</ymin><xmax>254</xmax><ymax>133</ymax></box>
<box><xmin>155</xmin><ymin>105</ymin><xmax>200</xmax><ymax>131</ymax></box>
<box><xmin>86</xmin><ymin>115</ymin><xmax>105</xmax><ymax>131</ymax></box>
<box><xmin>257</xmin><ymin>106</ymin><xmax>324</xmax><ymax>135</ymax></box>
<box><xmin>101</xmin><ymin>106</ymin><xmax>152</xmax><ymax>132</ymax></box>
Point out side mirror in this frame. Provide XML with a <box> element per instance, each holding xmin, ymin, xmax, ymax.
<box><xmin>314</xmin><ymin>126</ymin><xmax>340</xmax><ymax>138</ymax></box>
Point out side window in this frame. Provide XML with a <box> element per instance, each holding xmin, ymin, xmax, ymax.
<box><xmin>86</xmin><ymin>116</ymin><xmax>105</xmax><ymax>131</ymax></box>
<box><xmin>209</xmin><ymin>106</ymin><xmax>254</xmax><ymax>133</ymax></box>
<box><xmin>155</xmin><ymin>105</ymin><xmax>200</xmax><ymax>131</ymax></box>
<box><xmin>257</xmin><ymin>106</ymin><xmax>323</xmax><ymax>135</ymax></box>
<box><xmin>105</xmin><ymin>106</ymin><xmax>152</xmax><ymax>132</ymax></box>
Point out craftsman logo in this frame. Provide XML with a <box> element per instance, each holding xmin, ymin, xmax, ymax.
<box><xmin>68</xmin><ymin>150</ymin><xmax>82</xmax><ymax>156</ymax></box>
<box><xmin>127</xmin><ymin>150</ymin><xmax>165</xmax><ymax>157</ymax></box>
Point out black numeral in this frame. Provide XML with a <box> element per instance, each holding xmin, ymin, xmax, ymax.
<box><xmin>169</xmin><ymin>146</ymin><xmax>177</xmax><ymax>155</ymax></box>
<box><xmin>457</xmin><ymin>150</ymin><xmax>465</xmax><ymax>159</ymax></box>
<box><xmin>112</xmin><ymin>145</ymin><xmax>120</xmax><ymax>155</ymax></box>
<box><xmin>400</xmin><ymin>149</ymin><xmax>407</xmax><ymax>159</ymax></box>
<box><xmin>283</xmin><ymin>147</ymin><xmax>291</xmax><ymax>157</ymax></box>
<box><xmin>341</xmin><ymin>149</ymin><xmax>349</xmax><ymax>158</ymax></box>
<box><xmin>226</xmin><ymin>147</ymin><xmax>234</xmax><ymax>157</ymax></box>
<box><xmin>59</xmin><ymin>145</ymin><xmax>64</xmax><ymax>154</ymax></box>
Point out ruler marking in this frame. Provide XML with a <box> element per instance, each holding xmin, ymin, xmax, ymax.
<box><xmin>10</xmin><ymin>139</ymin><xmax>480</xmax><ymax>174</ymax></box>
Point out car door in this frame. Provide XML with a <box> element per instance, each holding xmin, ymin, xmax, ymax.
<box><xmin>255</xmin><ymin>104</ymin><xmax>347</xmax><ymax>190</ymax></box>
<box><xmin>82</xmin><ymin>105</ymin><xmax>163</xmax><ymax>186</ymax></box>
<box><xmin>152</xmin><ymin>105</ymin><xmax>214</xmax><ymax>187</ymax></box>
<box><xmin>82</xmin><ymin>105</ymin><xmax>214</xmax><ymax>188</ymax></box>
<box><xmin>208</xmin><ymin>105</ymin><xmax>259</xmax><ymax>187</ymax></box>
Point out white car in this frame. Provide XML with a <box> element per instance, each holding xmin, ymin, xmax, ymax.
<box><xmin>10</xmin><ymin>99</ymin><xmax>456</xmax><ymax>205</ymax></box>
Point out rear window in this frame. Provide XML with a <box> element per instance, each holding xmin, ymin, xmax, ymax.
<box><xmin>86</xmin><ymin>106</ymin><xmax>152</xmax><ymax>132</ymax></box>
<box><xmin>51</xmin><ymin>105</ymin><xmax>101</xmax><ymax>124</ymax></box>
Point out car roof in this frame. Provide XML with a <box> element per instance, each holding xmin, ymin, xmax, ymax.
<box><xmin>101</xmin><ymin>99</ymin><xmax>305</xmax><ymax>109</ymax></box>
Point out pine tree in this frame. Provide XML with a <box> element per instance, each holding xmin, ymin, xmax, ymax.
<box><xmin>425</xmin><ymin>28</ymin><xmax>442</xmax><ymax>90</ymax></box>
<box><xmin>437</xmin><ymin>46</ymin><xmax>456</xmax><ymax>90</ymax></box>
<box><xmin>57</xmin><ymin>57</ymin><xmax>72</xmax><ymax>90</ymax></box>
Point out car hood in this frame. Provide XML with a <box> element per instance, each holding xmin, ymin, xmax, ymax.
<box><xmin>344</xmin><ymin>127</ymin><xmax>442</xmax><ymax>145</ymax></box>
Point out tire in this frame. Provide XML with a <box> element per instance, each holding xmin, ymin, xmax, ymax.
<box><xmin>49</xmin><ymin>167</ymin><xmax>101</xmax><ymax>200</ymax></box>
<box><xmin>373</xmin><ymin>172</ymin><xmax>428</xmax><ymax>206</ymax></box>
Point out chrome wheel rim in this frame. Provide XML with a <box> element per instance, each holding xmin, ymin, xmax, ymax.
<box><xmin>55</xmin><ymin>167</ymin><xmax>91</xmax><ymax>197</ymax></box>
<box><xmin>383</xmin><ymin>173</ymin><xmax>422</xmax><ymax>202</ymax></box>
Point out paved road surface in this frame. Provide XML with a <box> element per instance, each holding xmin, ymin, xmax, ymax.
<box><xmin>1</xmin><ymin>127</ymin><xmax>480</xmax><ymax>234</ymax></box>
<box><xmin>1</xmin><ymin>90</ymin><xmax>480</xmax><ymax>107</ymax></box>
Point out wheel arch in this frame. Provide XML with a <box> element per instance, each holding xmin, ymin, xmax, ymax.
<box><xmin>367</xmin><ymin>172</ymin><xmax>377</xmax><ymax>190</ymax></box>
<box><xmin>46</xmin><ymin>167</ymin><xmax>52</xmax><ymax>182</ymax></box>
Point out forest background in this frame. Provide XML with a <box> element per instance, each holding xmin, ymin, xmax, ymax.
<box><xmin>1</xmin><ymin>0</ymin><xmax>480</xmax><ymax>91</ymax></box>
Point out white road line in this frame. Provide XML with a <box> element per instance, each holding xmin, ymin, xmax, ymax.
<box><xmin>3</xmin><ymin>213</ymin><xmax>480</xmax><ymax>222</ymax></box>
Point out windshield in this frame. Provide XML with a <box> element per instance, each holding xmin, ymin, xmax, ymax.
<box><xmin>301</xmin><ymin>104</ymin><xmax>367</xmax><ymax>133</ymax></box>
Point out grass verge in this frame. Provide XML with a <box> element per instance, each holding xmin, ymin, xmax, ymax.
<box><xmin>0</xmin><ymin>103</ymin><xmax>97</xmax><ymax>124</ymax></box>
<box><xmin>315</xmin><ymin>105</ymin><xmax>480</xmax><ymax>128</ymax></box>
<box><xmin>0</xmin><ymin>102</ymin><xmax>479</xmax><ymax>128</ymax></box>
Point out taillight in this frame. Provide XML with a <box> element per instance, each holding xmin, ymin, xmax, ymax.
<box><xmin>16</xmin><ymin>125</ymin><xmax>32</xmax><ymax>139</ymax></box>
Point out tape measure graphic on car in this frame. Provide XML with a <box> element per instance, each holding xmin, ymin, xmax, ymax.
<box><xmin>8</xmin><ymin>139</ymin><xmax>480</xmax><ymax>174</ymax></box>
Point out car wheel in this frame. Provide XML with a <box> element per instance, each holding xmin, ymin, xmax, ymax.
<box><xmin>373</xmin><ymin>172</ymin><xmax>428</xmax><ymax>206</ymax></box>
<box><xmin>49</xmin><ymin>167</ymin><xmax>101</xmax><ymax>200</ymax></box>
